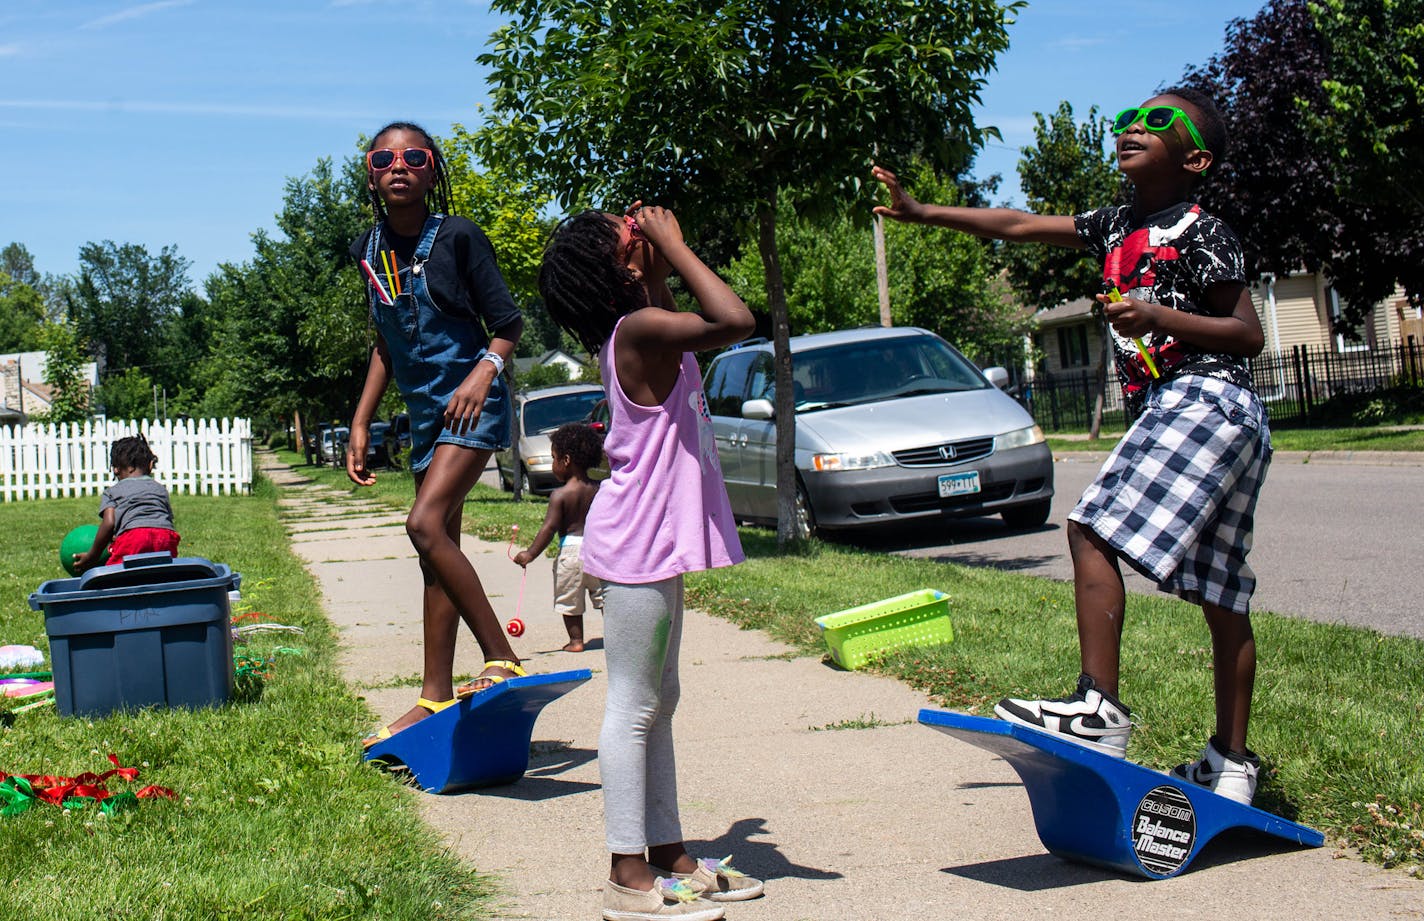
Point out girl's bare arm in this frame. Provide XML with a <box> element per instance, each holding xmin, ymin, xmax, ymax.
<box><xmin>347</xmin><ymin>335</ymin><xmax>393</xmax><ymax>485</ymax></box>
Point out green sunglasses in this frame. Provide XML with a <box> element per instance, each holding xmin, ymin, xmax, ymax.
<box><xmin>1112</xmin><ymin>105</ymin><xmax>1207</xmax><ymax>153</ymax></box>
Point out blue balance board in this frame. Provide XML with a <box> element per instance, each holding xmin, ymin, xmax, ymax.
<box><xmin>364</xmin><ymin>669</ymin><xmax>591</xmax><ymax>793</ymax></box>
<box><xmin>918</xmin><ymin>709</ymin><xmax>1323</xmax><ymax>879</ymax></box>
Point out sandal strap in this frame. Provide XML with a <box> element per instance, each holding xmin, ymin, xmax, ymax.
<box><xmin>481</xmin><ymin>660</ymin><xmax>527</xmax><ymax>677</ymax></box>
<box><xmin>417</xmin><ymin>697</ymin><xmax>458</xmax><ymax>713</ymax></box>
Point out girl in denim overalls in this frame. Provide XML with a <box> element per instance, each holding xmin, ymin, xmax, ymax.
<box><xmin>346</xmin><ymin>122</ymin><xmax>526</xmax><ymax>747</ymax></box>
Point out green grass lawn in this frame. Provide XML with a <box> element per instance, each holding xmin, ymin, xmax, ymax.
<box><xmin>289</xmin><ymin>449</ymin><xmax>1424</xmax><ymax>876</ymax></box>
<box><xmin>1050</xmin><ymin>426</ymin><xmax>1424</xmax><ymax>454</ymax></box>
<box><xmin>0</xmin><ymin>476</ymin><xmax>494</xmax><ymax>920</ymax></box>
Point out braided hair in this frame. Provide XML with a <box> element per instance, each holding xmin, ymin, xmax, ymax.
<box><xmin>111</xmin><ymin>433</ymin><xmax>157</xmax><ymax>474</ymax></box>
<box><xmin>365</xmin><ymin>121</ymin><xmax>453</xmax><ymax>223</ymax></box>
<box><xmin>538</xmin><ymin>211</ymin><xmax>647</xmax><ymax>356</ymax></box>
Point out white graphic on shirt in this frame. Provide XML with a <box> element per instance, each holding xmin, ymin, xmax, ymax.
<box><xmin>690</xmin><ymin>390</ymin><xmax>719</xmax><ymax>475</ymax></box>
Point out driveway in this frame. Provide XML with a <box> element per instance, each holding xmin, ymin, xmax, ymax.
<box><xmin>847</xmin><ymin>451</ymin><xmax>1424</xmax><ymax>639</ymax></box>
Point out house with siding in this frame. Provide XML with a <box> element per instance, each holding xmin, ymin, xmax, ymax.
<box><xmin>1033</xmin><ymin>275</ymin><xmax>1420</xmax><ymax>376</ymax></box>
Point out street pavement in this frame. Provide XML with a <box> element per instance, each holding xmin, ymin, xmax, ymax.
<box><xmin>259</xmin><ymin>451</ymin><xmax>1424</xmax><ymax>921</ymax></box>
<box><xmin>871</xmin><ymin>449</ymin><xmax>1424</xmax><ymax>639</ymax></box>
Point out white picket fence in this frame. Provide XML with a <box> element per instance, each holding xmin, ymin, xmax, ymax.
<box><xmin>0</xmin><ymin>419</ymin><xmax>254</xmax><ymax>502</ymax></box>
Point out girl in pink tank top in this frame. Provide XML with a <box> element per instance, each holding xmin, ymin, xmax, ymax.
<box><xmin>541</xmin><ymin>205</ymin><xmax>764</xmax><ymax>918</ymax></box>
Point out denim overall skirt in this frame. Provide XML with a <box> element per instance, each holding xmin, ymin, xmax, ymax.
<box><xmin>366</xmin><ymin>214</ymin><xmax>512</xmax><ymax>472</ymax></box>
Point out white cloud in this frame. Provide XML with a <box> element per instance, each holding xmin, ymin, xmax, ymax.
<box><xmin>1049</xmin><ymin>36</ymin><xmax>1108</xmax><ymax>51</ymax></box>
<box><xmin>0</xmin><ymin>97</ymin><xmax>470</xmax><ymax>124</ymax></box>
<box><xmin>80</xmin><ymin>0</ymin><xmax>194</xmax><ymax>31</ymax></box>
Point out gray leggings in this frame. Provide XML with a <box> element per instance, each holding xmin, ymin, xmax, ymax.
<box><xmin>599</xmin><ymin>576</ymin><xmax>685</xmax><ymax>854</ymax></box>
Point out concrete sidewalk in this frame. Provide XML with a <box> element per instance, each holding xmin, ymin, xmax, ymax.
<box><xmin>260</xmin><ymin>453</ymin><xmax>1423</xmax><ymax>921</ymax></box>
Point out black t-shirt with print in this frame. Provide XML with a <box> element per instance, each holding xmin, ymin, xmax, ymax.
<box><xmin>1074</xmin><ymin>202</ymin><xmax>1254</xmax><ymax>415</ymax></box>
<box><xmin>349</xmin><ymin>215</ymin><xmax>522</xmax><ymax>336</ymax></box>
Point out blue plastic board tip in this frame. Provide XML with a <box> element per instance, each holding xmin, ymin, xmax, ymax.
<box><xmin>917</xmin><ymin>709</ymin><xmax>1323</xmax><ymax>879</ymax></box>
<box><xmin>364</xmin><ymin>669</ymin><xmax>591</xmax><ymax>793</ymax></box>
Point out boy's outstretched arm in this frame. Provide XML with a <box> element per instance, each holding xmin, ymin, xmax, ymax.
<box><xmin>872</xmin><ymin>166</ymin><xmax>1084</xmax><ymax>249</ymax></box>
<box><xmin>513</xmin><ymin>492</ymin><xmax>568</xmax><ymax>567</ymax></box>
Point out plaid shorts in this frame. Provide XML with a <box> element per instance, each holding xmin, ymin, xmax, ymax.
<box><xmin>1070</xmin><ymin>376</ymin><xmax>1272</xmax><ymax>615</ymax></box>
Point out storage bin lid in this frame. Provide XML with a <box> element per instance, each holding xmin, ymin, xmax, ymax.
<box><xmin>78</xmin><ymin>552</ymin><xmax>224</xmax><ymax>591</ymax></box>
<box><xmin>29</xmin><ymin>553</ymin><xmax>239</xmax><ymax>610</ymax></box>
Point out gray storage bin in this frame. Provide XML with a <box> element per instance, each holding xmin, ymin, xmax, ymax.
<box><xmin>29</xmin><ymin>552</ymin><xmax>240</xmax><ymax>717</ymax></box>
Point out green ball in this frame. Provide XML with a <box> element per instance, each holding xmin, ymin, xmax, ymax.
<box><xmin>60</xmin><ymin>524</ymin><xmax>99</xmax><ymax>576</ymax></box>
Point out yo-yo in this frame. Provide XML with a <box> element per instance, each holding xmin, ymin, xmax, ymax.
<box><xmin>506</xmin><ymin>618</ymin><xmax>525</xmax><ymax>637</ymax></box>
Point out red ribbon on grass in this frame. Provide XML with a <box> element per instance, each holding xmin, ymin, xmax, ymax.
<box><xmin>0</xmin><ymin>754</ymin><xmax>175</xmax><ymax>817</ymax></box>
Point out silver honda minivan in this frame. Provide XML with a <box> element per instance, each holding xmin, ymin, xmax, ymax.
<box><xmin>702</xmin><ymin>327</ymin><xmax>1053</xmax><ymax>535</ymax></box>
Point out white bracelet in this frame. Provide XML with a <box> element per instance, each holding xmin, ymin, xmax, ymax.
<box><xmin>480</xmin><ymin>351</ymin><xmax>506</xmax><ymax>375</ymax></box>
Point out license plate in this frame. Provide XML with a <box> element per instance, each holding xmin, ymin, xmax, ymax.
<box><xmin>938</xmin><ymin>471</ymin><xmax>981</xmax><ymax>498</ymax></box>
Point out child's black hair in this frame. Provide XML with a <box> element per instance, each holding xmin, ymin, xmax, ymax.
<box><xmin>539</xmin><ymin>211</ymin><xmax>647</xmax><ymax>355</ymax></box>
<box><xmin>366</xmin><ymin>121</ymin><xmax>453</xmax><ymax>223</ymax></box>
<box><xmin>111</xmin><ymin>434</ymin><xmax>157</xmax><ymax>473</ymax></box>
<box><xmin>1160</xmin><ymin>86</ymin><xmax>1229</xmax><ymax>175</ymax></box>
<box><xmin>549</xmin><ymin>422</ymin><xmax>604</xmax><ymax>473</ymax></box>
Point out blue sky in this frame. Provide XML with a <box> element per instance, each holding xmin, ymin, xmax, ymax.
<box><xmin>2</xmin><ymin>1</ymin><xmax>1260</xmax><ymax>289</ymax></box>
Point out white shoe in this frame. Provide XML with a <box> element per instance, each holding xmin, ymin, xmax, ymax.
<box><xmin>1172</xmin><ymin>736</ymin><xmax>1259</xmax><ymax>805</ymax></box>
<box><xmin>602</xmin><ymin>877</ymin><xmax>725</xmax><ymax>921</ymax></box>
<box><xmin>994</xmin><ymin>673</ymin><xmax>1132</xmax><ymax>758</ymax></box>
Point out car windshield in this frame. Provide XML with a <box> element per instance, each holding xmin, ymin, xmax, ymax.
<box><xmin>793</xmin><ymin>336</ymin><xmax>987</xmax><ymax>412</ymax></box>
<box><xmin>522</xmin><ymin>391</ymin><xmax>605</xmax><ymax>434</ymax></box>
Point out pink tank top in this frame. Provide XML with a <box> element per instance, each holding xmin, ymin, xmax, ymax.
<box><xmin>580</xmin><ymin>318</ymin><xmax>744</xmax><ymax>584</ymax></box>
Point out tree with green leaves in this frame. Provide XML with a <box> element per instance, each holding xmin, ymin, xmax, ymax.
<box><xmin>999</xmin><ymin>102</ymin><xmax>1120</xmax><ymax>309</ymax></box>
<box><xmin>68</xmin><ymin>241</ymin><xmax>193</xmax><ymax>378</ymax></box>
<box><xmin>1309</xmin><ymin>0</ymin><xmax>1423</xmax><ymax>217</ymax></box>
<box><xmin>35</xmin><ymin>320</ymin><xmax>90</xmax><ymax>423</ymax></box>
<box><xmin>1180</xmin><ymin>0</ymin><xmax>1423</xmax><ymax>324</ymax></box>
<box><xmin>724</xmin><ymin>165</ymin><xmax>1023</xmax><ymax>361</ymax></box>
<box><xmin>93</xmin><ymin>366</ymin><xmax>156</xmax><ymax>421</ymax></box>
<box><xmin>0</xmin><ymin>268</ymin><xmax>47</xmax><ymax>353</ymax></box>
<box><xmin>479</xmin><ymin>0</ymin><xmax>1021</xmax><ymax>544</ymax></box>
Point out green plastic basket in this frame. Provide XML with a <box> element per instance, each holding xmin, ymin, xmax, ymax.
<box><xmin>814</xmin><ymin>589</ymin><xmax>953</xmax><ymax>670</ymax></box>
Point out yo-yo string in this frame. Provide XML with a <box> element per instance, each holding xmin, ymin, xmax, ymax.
<box><xmin>506</xmin><ymin>525</ymin><xmax>526</xmax><ymax>621</ymax></box>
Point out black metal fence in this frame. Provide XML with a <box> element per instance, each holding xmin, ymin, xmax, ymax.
<box><xmin>1023</xmin><ymin>337</ymin><xmax>1423</xmax><ymax>432</ymax></box>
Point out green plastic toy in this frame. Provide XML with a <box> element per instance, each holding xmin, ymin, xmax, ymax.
<box><xmin>59</xmin><ymin>524</ymin><xmax>99</xmax><ymax>576</ymax></box>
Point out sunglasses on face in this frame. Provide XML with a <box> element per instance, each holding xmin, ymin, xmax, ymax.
<box><xmin>366</xmin><ymin>147</ymin><xmax>433</xmax><ymax>172</ymax></box>
<box><xmin>621</xmin><ymin>214</ymin><xmax>647</xmax><ymax>261</ymax></box>
<box><xmin>1111</xmin><ymin>106</ymin><xmax>1207</xmax><ymax>153</ymax></box>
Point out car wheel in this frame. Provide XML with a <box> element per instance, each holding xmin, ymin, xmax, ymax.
<box><xmin>1001</xmin><ymin>498</ymin><xmax>1051</xmax><ymax>529</ymax></box>
<box><xmin>518</xmin><ymin>465</ymin><xmax>532</xmax><ymax>495</ymax></box>
<box><xmin>792</xmin><ymin>479</ymin><xmax>818</xmax><ymax>541</ymax></box>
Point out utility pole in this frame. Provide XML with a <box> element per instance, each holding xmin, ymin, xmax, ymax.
<box><xmin>874</xmin><ymin>215</ymin><xmax>891</xmax><ymax>327</ymax></box>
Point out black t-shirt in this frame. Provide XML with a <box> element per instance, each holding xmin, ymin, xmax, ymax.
<box><xmin>349</xmin><ymin>215</ymin><xmax>522</xmax><ymax>336</ymax></box>
<box><xmin>1074</xmin><ymin>202</ymin><xmax>1253</xmax><ymax>415</ymax></box>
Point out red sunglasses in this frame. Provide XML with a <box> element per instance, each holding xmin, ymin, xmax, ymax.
<box><xmin>366</xmin><ymin>147</ymin><xmax>433</xmax><ymax>172</ymax></box>
<box><xmin>621</xmin><ymin>213</ymin><xmax>647</xmax><ymax>261</ymax></box>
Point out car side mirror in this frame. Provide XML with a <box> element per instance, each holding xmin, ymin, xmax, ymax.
<box><xmin>983</xmin><ymin>366</ymin><xmax>1010</xmax><ymax>389</ymax></box>
<box><xmin>741</xmin><ymin>398</ymin><xmax>774</xmax><ymax>420</ymax></box>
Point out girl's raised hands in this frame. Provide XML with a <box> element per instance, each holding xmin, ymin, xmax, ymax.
<box><xmin>628</xmin><ymin>205</ymin><xmax>686</xmax><ymax>255</ymax></box>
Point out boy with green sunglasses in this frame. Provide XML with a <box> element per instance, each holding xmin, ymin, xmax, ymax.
<box><xmin>873</xmin><ymin>87</ymin><xmax>1275</xmax><ymax>806</ymax></box>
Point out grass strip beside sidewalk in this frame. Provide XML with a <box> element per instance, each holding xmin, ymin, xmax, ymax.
<box><xmin>291</xmin><ymin>452</ymin><xmax>1424</xmax><ymax>875</ymax></box>
<box><xmin>0</xmin><ymin>475</ymin><xmax>493</xmax><ymax>920</ymax></box>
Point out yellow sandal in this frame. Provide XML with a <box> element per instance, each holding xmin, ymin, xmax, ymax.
<box><xmin>455</xmin><ymin>660</ymin><xmax>527</xmax><ymax>699</ymax></box>
<box><xmin>361</xmin><ymin>696</ymin><xmax>458</xmax><ymax>749</ymax></box>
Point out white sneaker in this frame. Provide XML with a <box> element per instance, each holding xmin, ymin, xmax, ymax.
<box><xmin>994</xmin><ymin>673</ymin><xmax>1132</xmax><ymax>758</ymax></box>
<box><xmin>1172</xmin><ymin>737</ymin><xmax>1259</xmax><ymax>805</ymax></box>
<box><xmin>602</xmin><ymin>877</ymin><xmax>725</xmax><ymax>921</ymax></box>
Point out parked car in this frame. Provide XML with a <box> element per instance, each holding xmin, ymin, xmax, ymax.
<box><xmin>316</xmin><ymin>425</ymin><xmax>350</xmax><ymax>468</ymax></box>
<box><xmin>701</xmin><ymin>326</ymin><xmax>1053</xmax><ymax>537</ymax></box>
<box><xmin>496</xmin><ymin>384</ymin><xmax>606</xmax><ymax>494</ymax></box>
<box><xmin>366</xmin><ymin>421</ymin><xmax>393</xmax><ymax>468</ymax></box>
